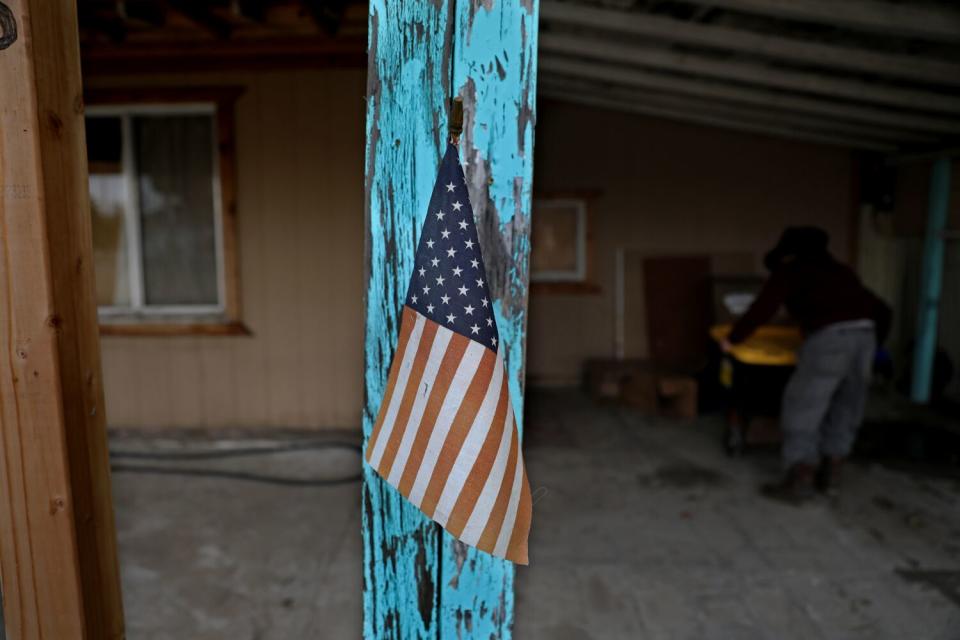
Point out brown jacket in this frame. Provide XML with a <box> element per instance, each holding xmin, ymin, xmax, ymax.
<box><xmin>729</xmin><ymin>254</ymin><xmax>892</xmax><ymax>345</ymax></box>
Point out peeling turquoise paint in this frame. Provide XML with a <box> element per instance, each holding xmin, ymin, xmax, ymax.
<box><xmin>363</xmin><ymin>1</ymin><xmax>538</xmax><ymax>638</ymax></box>
<box><xmin>439</xmin><ymin>4</ymin><xmax>538</xmax><ymax>636</ymax></box>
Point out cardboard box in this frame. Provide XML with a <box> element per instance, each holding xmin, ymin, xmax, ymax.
<box><xmin>583</xmin><ymin>358</ymin><xmax>647</xmax><ymax>401</ymax></box>
<box><xmin>657</xmin><ymin>375</ymin><xmax>698</xmax><ymax>420</ymax></box>
<box><xmin>621</xmin><ymin>369</ymin><xmax>659</xmax><ymax>412</ymax></box>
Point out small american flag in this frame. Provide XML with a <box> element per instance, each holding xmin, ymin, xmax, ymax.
<box><xmin>366</xmin><ymin>143</ymin><xmax>532</xmax><ymax>565</ymax></box>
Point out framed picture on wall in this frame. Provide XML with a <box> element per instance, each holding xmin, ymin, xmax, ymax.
<box><xmin>530</xmin><ymin>194</ymin><xmax>599</xmax><ymax>293</ymax></box>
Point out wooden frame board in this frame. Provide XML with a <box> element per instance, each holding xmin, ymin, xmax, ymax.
<box><xmin>85</xmin><ymin>87</ymin><xmax>247</xmax><ymax>337</ymax></box>
<box><xmin>0</xmin><ymin>1</ymin><xmax>124</xmax><ymax>637</ymax></box>
<box><xmin>362</xmin><ymin>1</ymin><xmax>539</xmax><ymax>637</ymax></box>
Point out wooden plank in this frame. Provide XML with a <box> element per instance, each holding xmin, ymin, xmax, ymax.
<box><xmin>643</xmin><ymin>256</ymin><xmax>712</xmax><ymax>370</ymax></box>
<box><xmin>362</xmin><ymin>1</ymin><xmax>539</xmax><ymax>637</ymax></box>
<box><xmin>261</xmin><ymin>71</ymin><xmax>301</xmax><ymax>426</ymax></box>
<box><xmin>0</xmin><ymin>1</ymin><xmax>124</xmax><ymax>638</ymax></box>
<box><xmin>696</xmin><ymin>0</ymin><xmax>960</xmax><ymax>43</ymax></box>
<box><xmin>540</xmin><ymin>32</ymin><xmax>960</xmax><ymax>115</ymax></box>
<box><xmin>162</xmin><ymin>0</ymin><xmax>234</xmax><ymax>39</ymax></box>
<box><xmin>441</xmin><ymin>2</ymin><xmax>539</xmax><ymax>636</ymax></box>
<box><xmin>539</xmin><ymin>79</ymin><xmax>935</xmax><ymax>145</ymax></box>
<box><xmin>363</xmin><ymin>4</ymin><xmax>450</xmax><ymax>635</ymax></box>
<box><xmin>231</xmin><ymin>73</ymin><xmax>271</xmax><ymax>428</ymax></box>
<box><xmin>80</xmin><ymin>37</ymin><xmax>368</xmax><ymax>76</ymax></box>
<box><xmin>539</xmin><ymin>1</ymin><xmax>960</xmax><ymax>87</ymax></box>
<box><xmin>539</xmin><ymin>89</ymin><xmax>896</xmax><ymax>151</ymax></box>
<box><xmin>540</xmin><ymin>56</ymin><xmax>960</xmax><ymax>134</ymax></box>
<box><xmin>911</xmin><ymin>158</ymin><xmax>952</xmax><ymax>404</ymax></box>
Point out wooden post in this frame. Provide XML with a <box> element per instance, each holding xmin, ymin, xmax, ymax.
<box><xmin>362</xmin><ymin>1</ymin><xmax>539</xmax><ymax>638</ymax></box>
<box><xmin>0</xmin><ymin>1</ymin><xmax>125</xmax><ymax>638</ymax></box>
<box><xmin>910</xmin><ymin>158</ymin><xmax>952</xmax><ymax>404</ymax></box>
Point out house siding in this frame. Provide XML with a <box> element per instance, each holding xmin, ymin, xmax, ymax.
<box><xmin>90</xmin><ymin>70</ymin><xmax>366</xmax><ymax>429</ymax></box>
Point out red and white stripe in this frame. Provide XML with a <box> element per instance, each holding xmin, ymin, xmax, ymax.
<box><xmin>366</xmin><ymin>306</ymin><xmax>531</xmax><ymax>565</ymax></box>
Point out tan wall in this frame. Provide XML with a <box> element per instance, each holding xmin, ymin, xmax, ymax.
<box><xmin>89</xmin><ymin>84</ymin><xmax>858</xmax><ymax>425</ymax></box>
<box><xmin>527</xmin><ymin>100</ymin><xmax>855</xmax><ymax>386</ymax></box>
<box><xmin>89</xmin><ymin>70</ymin><xmax>367</xmax><ymax>429</ymax></box>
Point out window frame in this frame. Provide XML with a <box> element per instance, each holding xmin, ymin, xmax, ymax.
<box><xmin>530</xmin><ymin>197</ymin><xmax>588</xmax><ymax>283</ymax></box>
<box><xmin>529</xmin><ymin>191</ymin><xmax>601</xmax><ymax>295</ymax></box>
<box><xmin>84</xmin><ymin>87</ymin><xmax>247</xmax><ymax>335</ymax></box>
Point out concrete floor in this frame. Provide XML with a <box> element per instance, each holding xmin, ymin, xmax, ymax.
<box><xmin>112</xmin><ymin>390</ymin><xmax>960</xmax><ymax>639</ymax></box>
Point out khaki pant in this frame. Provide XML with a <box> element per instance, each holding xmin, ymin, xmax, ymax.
<box><xmin>781</xmin><ymin>322</ymin><xmax>876</xmax><ymax>467</ymax></box>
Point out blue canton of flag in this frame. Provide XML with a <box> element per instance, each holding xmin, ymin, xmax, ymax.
<box><xmin>405</xmin><ymin>146</ymin><xmax>499</xmax><ymax>350</ymax></box>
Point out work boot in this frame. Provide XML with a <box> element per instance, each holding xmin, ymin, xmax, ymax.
<box><xmin>816</xmin><ymin>457</ymin><xmax>844</xmax><ymax>498</ymax></box>
<box><xmin>760</xmin><ymin>463</ymin><xmax>816</xmax><ymax>505</ymax></box>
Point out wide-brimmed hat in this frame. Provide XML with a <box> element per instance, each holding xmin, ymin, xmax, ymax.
<box><xmin>764</xmin><ymin>226</ymin><xmax>829</xmax><ymax>271</ymax></box>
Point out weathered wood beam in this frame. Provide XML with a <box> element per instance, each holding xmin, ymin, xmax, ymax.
<box><xmin>540</xmin><ymin>32</ymin><xmax>960</xmax><ymax>114</ymax></box>
<box><xmin>911</xmin><ymin>158</ymin><xmax>951</xmax><ymax>403</ymax></box>
<box><xmin>540</xmin><ymin>56</ymin><xmax>960</xmax><ymax>134</ymax></box>
<box><xmin>304</xmin><ymin>0</ymin><xmax>348</xmax><ymax>35</ymax></box>
<box><xmin>442</xmin><ymin>2</ymin><xmax>538</xmax><ymax>635</ymax></box>
<box><xmin>539</xmin><ymin>88</ymin><xmax>896</xmax><ymax>151</ymax></box>
<box><xmin>78</xmin><ymin>6</ymin><xmax>128</xmax><ymax>42</ymax></box>
<box><xmin>0</xmin><ymin>1</ymin><xmax>125</xmax><ymax>639</ymax></box>
<box><xmin>117</xmin><ymin>0</ymin><xmax>166</xmax><ymax>27</ymax></box>
<box><xmin>163</xmin><ymin>0</ymin><xmax>233</xmax><ymax>38</ymax></box>
<box><xmin>540</xmin><ymin>0</ymin><xmax>960</xmax><ymax>87</ymax></box>
<box><xmin>80</xmin><ymin>36</ymin><xmax>367</xmax><ymax>74</ymax></box>
<box><xmin>540</xmin><ymin>77</ymin><xmax>936</xmax><ymax>146</ymax></box>
<box><xmin>889</xmin><ymin>146</ymin><xmax>960</xmax><ymax>165</ymax></box>
<box><xmin>363</xmin><ymin>1</ymin><xmax>538</xmax><ymax>638</ymax></box>
<box><xmin>233</xmin><ymin>0</ymin><xmax>267</xmax><ymax>23</ymax></box>
<box><xmin>693</xmin><ymin>0</ymin><xmax>960</xmax><ymax>43</ymax></box>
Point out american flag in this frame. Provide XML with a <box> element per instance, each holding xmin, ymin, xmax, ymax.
<box><xmin>366</xmin><ymin>143</ymin><xmax>531</xmax><ymax>565</ymax></box>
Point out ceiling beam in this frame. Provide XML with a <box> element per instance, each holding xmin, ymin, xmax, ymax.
<box><xmin>888</xmin><ymin>146</ymin><xmax>960</xmax><ymax>166</ymax></box>
<box><xmin>232</xmin><ymin>0</ymin><xmax>268</xmax><ymax>23</ymax></box>
<box><xmin>117</xmin><ymin>1</ymin><xmax>166</xmax><ymax>27</ymax></box>
<box><xmin>540</xmin><ymin>32</ymin><xmax>960</xmax><ymax>115</ymax></box>
<box><xmin>80</xmin><ymin>36</ymin><xmax>368</xmax><ymax>74</ymax></box>
<box><xmin>540</xmin><ymin>1</ymin><xmax>960</xmax><ymax>87</ymax></box>
<box><xmin>304</xmin><ymin>0</ymin><xmax>349</xmax><ymax>35</ymax></box>
<box><xmin>78</xmin><ymin>6</ymin><xmax>128</xmax><ymax>42</ymax></box>
<box><xmin>162</xmin><ymin>1</ymin><xmax>234</xmax><ymax>39</ymax></box>
<box><xmin>692</xmin><ymin>0</ymin><xmax>960</xmax><ymax>43</ymax></box>
<box><xmin>539</xmin><ymin>56</ymin><xmax>960</xmax><ymax>134</ymax></box>
<box><xmin>539</xmin><ymin>77</ymin><xmax>937</xmax><ymax>146</ymax></box>
<box><xmin>539</xmin><ymin>88</ymin><xmax>897</xmax><ymax>151</ymax></box>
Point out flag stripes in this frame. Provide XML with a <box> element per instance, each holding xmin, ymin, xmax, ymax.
<box><xmin>396</xmin><ymin>336</ymin><xmax>470</xmax><ymax>496</ymax></box>
<box><xmin>366</xmin><ymin>306</ymin><xmax>531</xmax><ymax>564</ymax></box>
<box><xmin>375</xmin><ymin>319</ymin><xmax>440</xmax><ymax>476</ymax></box>
<box><xmin>385</xmin><ymin>327</ymin><xmax>454</xmax><ymax>486</ymax></box>
<box><xmin>367</xmin><ymin>313</ymin><xmax>425</xmax><ymax>468</ymax></box>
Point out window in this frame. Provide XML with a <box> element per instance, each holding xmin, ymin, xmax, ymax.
<box><xmin>85</xmin><ymin>88</ymin><xmax>243</xmax><ymax>334</ymax></box>
<box><xmin>530</xmin><ymin>195</ymin><xmax>599</xmax><ymax>293</ymax></box>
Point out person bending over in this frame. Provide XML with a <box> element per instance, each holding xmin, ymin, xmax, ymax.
<box><xmin>722</xmin><ymin>227</ymin><xmax>891</xmax><ymax>503</ymax></box>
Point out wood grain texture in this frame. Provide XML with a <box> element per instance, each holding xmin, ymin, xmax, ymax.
<box><xmin>362</xmin><ymin>1</ymin><xmax>538</xmax><ymax>637</ymax></box>
<box><xmin>441</xmin><ymin>2</ymin><xmax>538</xmax><ymax>637</ymax></box>
<box><xmin>362</xmin><ymin>4</ymin><xmax>451</xmax><ymax>636</ymax></box>
<box><xmin>0</xmin><ymin>1</ymin><xmax>124</xmax><ymax>637</ymax></box>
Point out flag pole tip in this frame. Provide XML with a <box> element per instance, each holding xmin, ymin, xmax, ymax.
<box><xmin>449</xmin><ymin>97</ymin><xmax>464</xmax><ymax>144</ymax></box>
